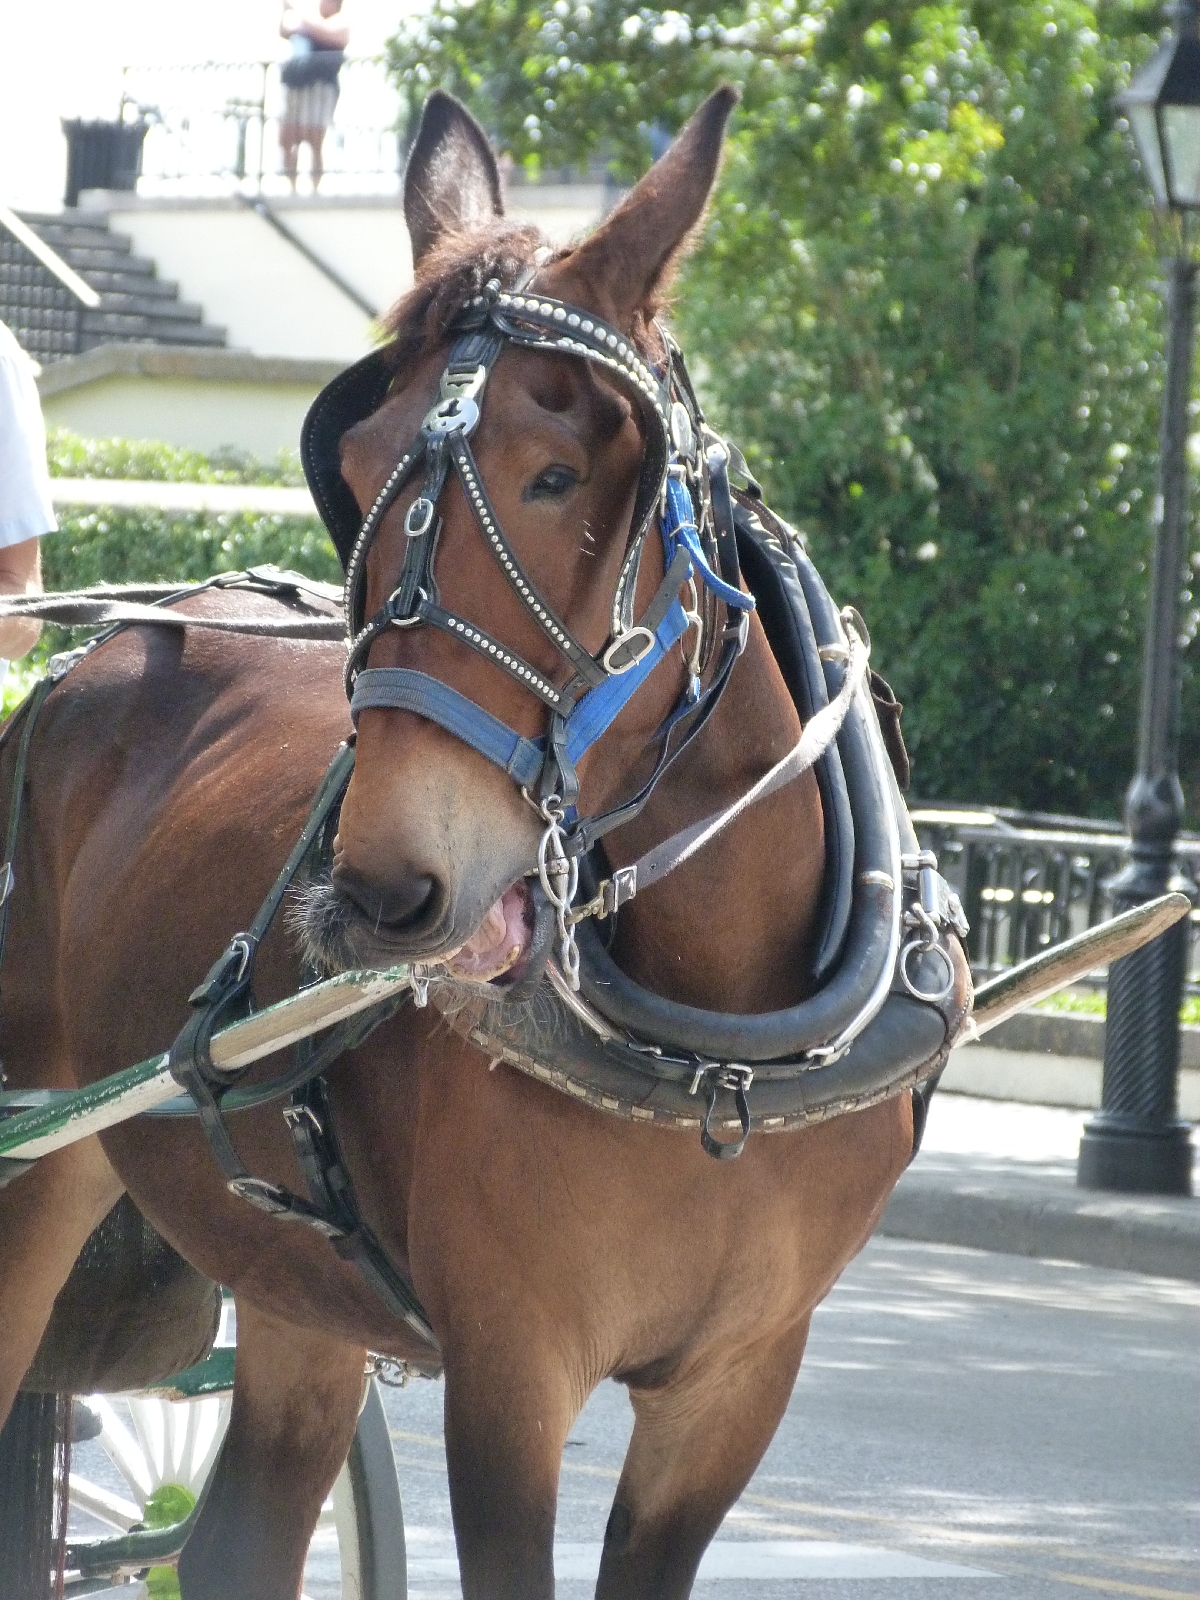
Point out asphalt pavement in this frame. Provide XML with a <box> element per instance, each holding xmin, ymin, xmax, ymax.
<box><xmin>355</xmin><ymin>1090</ymin><xmax>1198</xmax><ymax>1600</ymax></box>
<box><xmin>77</xmin><ymin>1093</ymin><xmax>1200</xmax><ymax>1600</ymax></box>
<box><xmin>377</xmin><ymin>1232</ymin><xmax>1198</xmax><ymax>1600</ymax></box>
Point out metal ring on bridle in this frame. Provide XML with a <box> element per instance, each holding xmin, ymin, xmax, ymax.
<box><xmin>386</xmin><ymin>585</ymin><xmax>427</xmax><ymax>628</ymax></box>
<box><xmin>899</xmin><ymin>939</ymin><xmax>955</xmax><ymax>1004</ymax></box>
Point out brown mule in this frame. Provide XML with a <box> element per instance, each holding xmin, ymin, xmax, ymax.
<box><xmin>0</xmin><ymin>92</ymin><xmax>921</xmax><ymax>1599</ymax></box>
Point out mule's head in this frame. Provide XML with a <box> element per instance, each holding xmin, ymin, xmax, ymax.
<box><xmin>302</xmin><ymin>87</ymin><xmax>736</xmax><ymax>983</ymax></box>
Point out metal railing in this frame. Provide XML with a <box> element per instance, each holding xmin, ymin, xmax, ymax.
<box><xmin>118</xmin><ymin>58</ymin><xmax>405</xmax><ymax>196</ymax></box>
<box><xmin>910</xmin><ymin>802</ymin><xmax>1200</xmax><ymax>996</ymax></box>
<box><xmin>0</xmin><ymin>207</ymin><xmax>99</xmax><ymax>364</ymax></box>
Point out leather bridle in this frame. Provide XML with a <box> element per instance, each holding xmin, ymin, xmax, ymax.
<box><xmin>318</xmin><ymin>277</ymin><xmax>756</xmax><ymax>983</ymax></box>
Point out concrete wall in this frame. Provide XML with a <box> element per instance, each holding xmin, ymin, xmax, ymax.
<box><xmin>944</xmin><ymin>1010</ymin><xmax>1200</xmax><ymax>1118</ymax></box>
<box><xmin>95</xmin><ymin>200</ymin><xmax>379</xmax><ymax>362</ymax></box>
<box><xmin>38</xmin><ymin>345</ymin><xmax>341</xmax><ymax>456</ymax></box>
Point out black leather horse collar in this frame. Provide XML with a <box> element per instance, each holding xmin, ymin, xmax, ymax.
<box><xmin>433</xmin><ymin>508</ymin><xmax>973</xmax><ymax>1157</ymax></box>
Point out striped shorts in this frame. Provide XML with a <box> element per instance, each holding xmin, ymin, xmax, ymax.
<box><xmin>281</xmin><ymin>80</ymin><xmax>339</xmax><ymax>132</ymax></box>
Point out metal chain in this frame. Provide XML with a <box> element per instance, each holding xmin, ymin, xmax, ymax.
<box><xmin>536</xmin><ymin>799</ymin><xmax>581</xmax><ymax>990</ymax></box>
<box><xmin>364</xmin><ymin>1353</ymin><xmax>415</xmax><ymax>1387</ymax></box>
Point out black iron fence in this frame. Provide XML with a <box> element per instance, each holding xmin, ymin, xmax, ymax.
<box><xmin>118</xmin><ymin>58</ymin><xmax>404</xmax><ymax>196</ymax></box>
<box><xmin>910</xmin><ymin>802</ymin><xmax>1200</xmax><ymax>995</ymax></box>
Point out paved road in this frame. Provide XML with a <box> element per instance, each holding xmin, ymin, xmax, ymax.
<box><xmin>378</xmin><ymin>1236</ymin><xmax>1198</xmax><ymax>1600</ymax></box>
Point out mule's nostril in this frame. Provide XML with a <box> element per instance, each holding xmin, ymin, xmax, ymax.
<box><xmin>334</xmin><ymin>865</ymin><xmax>438</xmax><ymax>931</ymax></box>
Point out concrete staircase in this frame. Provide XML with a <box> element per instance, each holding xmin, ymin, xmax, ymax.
<box><xmin>13</xmin><ymin>212</ymin><xmax>226</xmax><ymax>355</ymax></box>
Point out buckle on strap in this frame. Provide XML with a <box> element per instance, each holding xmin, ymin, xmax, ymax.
<box><xmin>602</xmin><ymin>627</ymin><xmax>656</xmax><ymax>675</ymax></box>
<box><xmin>567</xmin><ymin>864</ymin><xmax>638</xmax><ymax>926</ymax></box>
<box><xmin>688</xmin><ymin>1064</ymin><xmax>753</xmax><ymax>1161</ymax></box>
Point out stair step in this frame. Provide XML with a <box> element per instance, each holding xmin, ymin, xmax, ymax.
<box><xmin>93</xmin><ymin>293</ymin><xmax>206</xmax><ymax>323</ymax></box>
<box><xmin>78</xmin><ymin>269</ymin><xmax>180</xmax><ymax>299</ymax></box>
<box><xmin>22</xmin><ymin>221</ymin><xmax>133</xmax><ymax>254</ymax></box>
<box><xmin>48</xmin><ymin>244</ymin><xmax>155</xmax><ymax>275</ymax></box>
<box><xmin>79</xmin><ymin>310</ymin><xmax>226</xmax><ymax>345</ymax></box>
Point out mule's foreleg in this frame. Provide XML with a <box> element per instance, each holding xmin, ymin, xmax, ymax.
<box><xmin>177</xmin><ymin>1299</ymin><xmax>366</xmax><ymax>1600</ymax></box>
<box><xmin>443</xmin><ymin>1342</ymin><xmax>580</xmax><ymax>1600</ymax></box>
<box><xmin>0</xmin><ymin>1139</ymin><xmax>124</xmax><ymax>1422</ymax></box>
<box><xmin>596</xmin><ymin>1316</ymin><xmax>812</xmax><ymax>1600</ymax></box>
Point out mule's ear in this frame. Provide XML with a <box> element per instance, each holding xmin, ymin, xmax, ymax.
<box><xmin>567</xmin><ymin>87</ymin><xmax>737</xmax><ymax>324</ymax></box>
<box><xmin>404</xmin><ymin>91</ymin><xmax>504</xmax><ymax>270</ymax></box>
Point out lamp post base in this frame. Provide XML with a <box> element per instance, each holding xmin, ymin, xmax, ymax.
<box><xmin>1077</xmin><ymin>1114</ymin><xmax>1194</xmax><ymax>1195</ymax></box>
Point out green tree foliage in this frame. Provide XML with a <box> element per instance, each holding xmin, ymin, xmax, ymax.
<box><xmin>389</xmin><ymin>1</ymin><xmax>1200</xmax><ymax>815</ymax></box>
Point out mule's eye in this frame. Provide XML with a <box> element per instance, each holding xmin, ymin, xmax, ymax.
<box><xmin>524</xmin><ymin>465</ymin><xmax>580</xmax><ymax>502</ymax></box>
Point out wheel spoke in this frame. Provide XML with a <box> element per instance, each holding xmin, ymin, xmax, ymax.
<box><xmin>67</xmin><ymin>1472</ymin><xmax>141</xmax><ymax>1531</ymax></box>
<box><xmin>92</xmin><ymin>1396</ymin><xmax>152</xmax><ymax>1503</ymax></box>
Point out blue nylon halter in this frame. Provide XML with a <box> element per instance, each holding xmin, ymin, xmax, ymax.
<box><xmin>349</xmin><ymin>471</ymin><xmax>752</xmax><ymax>785</ymax></box>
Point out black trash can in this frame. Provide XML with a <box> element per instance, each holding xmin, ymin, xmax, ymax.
<box><xmin>62</xmin><ymin>118</ymin><xmax>148</xmax><ymax>207</ymax></box>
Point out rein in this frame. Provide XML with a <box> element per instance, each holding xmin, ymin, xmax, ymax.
<box><xmin>0</xmin><ymin>572</ymin><xmax>346</xmax><ymax>640</ymax></box>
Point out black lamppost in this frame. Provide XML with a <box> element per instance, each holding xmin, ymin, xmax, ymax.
<box><xmin>1078</xmin><ymin>2</ymin><xmax>1200</xmax><ymax>1194</ymax></box>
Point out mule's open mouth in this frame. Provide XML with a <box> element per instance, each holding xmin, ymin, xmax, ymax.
<box><xmin>442</xmin><ymin>879</ymin><xmax>534</xmax><ymax>984</ymax></box>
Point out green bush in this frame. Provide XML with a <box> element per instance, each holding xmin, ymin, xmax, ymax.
<box><xmin>2</xmin><ymin>433</ymin><xmax>341</xmax><ymax>717</ymax></box>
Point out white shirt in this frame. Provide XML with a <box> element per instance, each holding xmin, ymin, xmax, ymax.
<box><xmin>0</xmin><ymin>319</ymin><xmax>58</xmax><ymax>549</ymax></box>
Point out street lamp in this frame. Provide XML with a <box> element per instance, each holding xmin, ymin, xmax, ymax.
<box><xmin>1077</xmin><ymin>1</ymin><xmax>1200</xmax><ymax>1194</ymax></box>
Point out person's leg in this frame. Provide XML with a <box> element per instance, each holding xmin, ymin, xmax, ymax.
<box><xmin>309</xmin><ymin>127</ymin><xmax>326</xmax><ymax>191</ymax></box>
<box><xmin>308</xmin><ymin>86</ymin><xmax>337</xmax><ymax>192</ymax></box>
<box><xmin>279</xmin><ymin>125</ymin><xmax>300</xmax><ymax>189</ymax></box>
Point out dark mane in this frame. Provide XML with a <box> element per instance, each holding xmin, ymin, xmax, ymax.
<box><xmin>379</xmin><ymin>221</ymin><xmax>551</xmax><ymax>373</ymax></box>
<box><xmin>378</xmin><ymin>217</ymin><xmax>670</xmax><ymax>375</ymax></box>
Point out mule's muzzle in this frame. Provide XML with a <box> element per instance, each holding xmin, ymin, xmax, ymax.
<box><xmin>332</xmin><ymin>861</ymin><xmax>441</xmax><ymax>936</ymax></box>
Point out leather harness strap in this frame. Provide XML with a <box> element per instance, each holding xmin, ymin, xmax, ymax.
<box><xmin>331</xmin><ymin>280</ymin><xmax>755</xmax><ymax>919</ymax></box>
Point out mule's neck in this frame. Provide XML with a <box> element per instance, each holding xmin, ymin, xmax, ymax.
<box><xmin>605</xmin><ymin>614</ymin><xmax>826</xmax><ymax>1014</ymax></box>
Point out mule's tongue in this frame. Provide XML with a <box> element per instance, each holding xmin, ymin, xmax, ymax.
<box><xmin>444</xmin><ymin>883</ymin><xmax>531</xmax><ymax>982</ymax></box>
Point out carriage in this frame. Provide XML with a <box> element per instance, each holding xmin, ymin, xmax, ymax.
<box><xmin>0</xmin><ymin>89</ymin><xmax>1185</xmax><ymax>1600</ymax></box>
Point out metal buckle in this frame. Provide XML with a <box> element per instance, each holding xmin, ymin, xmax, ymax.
<box><xmin>602</xmin><ymin>626</ymin><xmax>656</xmax><ymax>674</ymax></box>
<box><xmin>404</xmin><ymin>496</ymin><xmax>436</xmax><ymax>538</ymax></box>
<box><xmin>230</xmin><ymin>936</ymin><xmax>254</xmax><ymax>981</ymax></box>
<box><xmin>226</xmin><ymin>1176</ymin><xmax>292</xmax><ymax>1215</ymax></box>
<box><xmin>724</xmin><ymin>610</ymin><xmax>750</xmax><ymax>654</ymax></box>
<box><xmin>670</xmin><ymin>402</ymin><xmax>695</xmax><ymax>459</ymax></box>
<box><xmin>282</xmin><ymin>1103</ymin><xmax>323</xmax><ymax>1137</ymax></box>
<box><xmin>688</xmin><ymin>1062</ymin><xmax>754</xmax><ymax>1097</ymax></box>
<box><xmin>689</xmin><ymin>1063</ymin><xmax>754</xmax><ymax>1161</ymax></box>
<box><xmin>567</xmin><ymin>864</ymin><xmax>638</xmax><ymax>927</ymax></box>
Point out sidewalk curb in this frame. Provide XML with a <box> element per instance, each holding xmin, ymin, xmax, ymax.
<box><xmin>878</xmin><ymin>1168</ymin><xmax>1200</xmax><ymax>1282</ymax></box>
